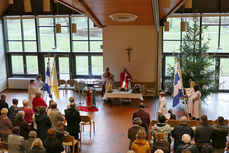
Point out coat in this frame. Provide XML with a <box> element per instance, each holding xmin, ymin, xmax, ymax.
<box><xmin>175</xmin><ymin>143</ymin><xmax>199</xmax><ymax>153</ymax></box>
<box><xmin>32</xmin><ymin>97</ymin><xmax>47</xmax><ymax>110</ymax></box>
<box><xmin>128</xmin><ymin>125</ymin><xmax>145</xmax><ymax>149</ymax></box>
<box><xmin>14</xmin><ymin>117</ymin><xmax>30</xmax><ymax>139</ymax></box>
<box><xmin>212</xmin><ymin>124</ymin><xmax>229</xmax><ymax>149</ymax></box>
<box><xmin>23</xmin><ymin>138</ymin><xmax>36</xmax><ymax>153</ymax></box>
<box><xmin>152</xmin><ymin>123</ymin><xmax>172</xmax><ymax>142</ymax></box>
<box><xmin>8</xmin><ymin>134</ymin><xmax>25</xmax><ymax>153</ymax></box>
<box><xmin>131</xmin><ymin>139</ymin><xmax>150</xmax><ymax>153</ymax></box>
<box><xmin>35</xmin><ymin>113</ymin><xmax>52</xmax><ymax>142</ymax></box>
<box><xmin>0</xmin><ymin>116</ymin><xmax>12</xmax><ymax>141</ymax></box>
<box><xmin>172</xmin><ymin>123</ymin><xmax>194</xmax><ymax>151</ymax></box>
<box><xmin>152</xmin><ymin>140</ymin><xmax>170</xmax><ymax>153</ymax></box>
<box><xmin>133</xmin><ymin>109</ymin><xmax>150</xmax><ymax>132</ymax></box>
<box><xmin>28</xmin><ymin>146</ymin><xmax>46</xmax><ymax>153</ymax></box>
<box><xmin>0</xmin><ymin>99</ymin><xmax>9</xmax><ymax>110</ymax></box>
<box><xmin>192</xmin><ymin>91</ymin><xmax>201</xmax><ymax>118</ymax></box>
<box><xmin>44</xmin><ymin>137</ymin><xmax>64</xmax><ymax>153</ymax></box>
<box><xmin>47</xmin><ymin>109</ymin><xmax>64</xmax><ymax>128</ymax></box>
<box><xmin>8</xmin><ymin>105</ymin><xmax>20</xmax><ymax>124</ymax></box>
<box><xmin>21</xmin><ymin>107</ymin><xmax>34</xmax><ymax>123</ymax></box>
<box><xmin>64</xmin><ymin>108</ymin><xmax>81</xmax><ymax>135</ymax></box>
<box><xmin>158</xmin><ymin>96</ymin><xmax>170</xmax><ymax>119</ymax></box>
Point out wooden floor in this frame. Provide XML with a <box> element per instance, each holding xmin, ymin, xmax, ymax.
<box><xmin>1</xmin><ymin>89</ymin><xmax>229</xmax><ymax>153</ymax></box>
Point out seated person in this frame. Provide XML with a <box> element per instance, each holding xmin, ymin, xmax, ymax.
<box><xmin>14</xmin><ymin>111</ymin><xmax>30</xmax><ymax>139</ymax></box>
<box><xmin>24</xmin><ymin>131</ymin><xmax>37</xmax><ymax>152</ymax></box>
<box><xmin>55</xmin><ymin>121</ymin><xmax>67</xmax><ymax>142</ymax></box>
<box><xmin>152</xmin><ymin>132</ymin><xmax>170</xmax><ymax>153</ymax></box>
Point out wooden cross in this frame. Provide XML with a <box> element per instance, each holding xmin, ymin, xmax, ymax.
<box><xmin>125</xmin><ymin>47</ymin><xmax>133</xmax><ymax>63</ymax></box>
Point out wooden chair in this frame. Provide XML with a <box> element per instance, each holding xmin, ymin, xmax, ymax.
<box><xmin>0</xmin><ymin>141</ymin><xmax>8</xmax><ymax>153</ymax></box>
<box><xmin>187</xmin><ymin>120</ymin><xmax>197</xmax><ymax>127</ymax></box>
<box><xmin>66</xmin><ymin>80</ymin><xmax>76</xmax><ymax>93</ymax></box>
<box><xmin>167</xmin><ymin>120</ymin><xmax>180</xmax><ymax>127</ymax></box>
<box><xmin>58</xmin><ymin>80</ymin><xmax>66</xmax><ymax>94</ymax></box>
<box><xmin>80</xmin><ymin>115</ymin><xmax>95</xmax><ymax>138</ymax></box>
<box><xmin>63</xmin><ymin>134</ymin><xmax>79</xmax><ymax>153</ymax></box>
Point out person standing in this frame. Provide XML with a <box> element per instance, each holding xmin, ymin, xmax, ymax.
<box><xmin>103</xmin><ymin>67</ymin><xmax>114</xmax><ymax>87</ymax></box>
<box><xmin>44</xmin><ymin>129</ymin><xmax>64</xmax><ymax>153</ymax></box>
<box><xmin>8</xmin><ymin>99</ymin><xmax>20</xmax><ymax>124</ymax></box>
<box><xmin>158</xmin><ymin>92</ymin><xmax>170</xmax><ymax>119</ymax></box>
<box><xmin>34</xmin><ymin>75</ymin><xmax>44</xmax><ymax>91</ymax></box>
<box><xmin>14</xmin><ymin>111</ymin><xmax>30</xmax><ymax>140</ymax></box>
<box><xmin>120</xmin><ymin>67</ymin><xmax>132</xmax><ymax>89</ymax></box>
<box><xmin>21</xmin><ymin>100</ymin><xmax>34</xmax><ymax>124</ymax></box>
<box><xmin>185</xmin><ymin>81</ymin><xmax>195</xmax><ymax>117</ymax></box>
<box><xmin>32</xmin><ymin>92</ymin><xmax>47</xmax><ymax>110</ymax></box>
<box><xmin>47</xmin><ymin>102</ymin><xmax>64</xmax><ymax>128</ymax></box>
<box><xmin>0</xmin><ymin>94</ymin><xmax>9</xmax><ymax>111</ymax></box>
<box><xmin>28</xmin><ymin>80</ymin><xmax>38</xmax><ymax>107</ymax></box>
<box><xmin>192</xmin><ymin>85</ymin><xmax>201</xmax><ymax>120</ymax></box>
<box><xmin>0</xmin><ymin>108</ymin><xmax>13</xmax><ymax>141</ymax></box>
<box><xmin>131</xmin><ymin>129</ymin><xmax>151</xmax><ymax>153</ymax></box>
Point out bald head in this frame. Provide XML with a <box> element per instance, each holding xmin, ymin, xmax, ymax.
<box><xmin>180</xmin><ymin>116</ymin><xmax>188</xmax><ymax>124</ymax></box>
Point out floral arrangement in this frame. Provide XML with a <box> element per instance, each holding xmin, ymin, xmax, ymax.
<box><xmin>82</xmin><ymin>86</ymin><xmax>97</xmax><ymax>97</ymax></box>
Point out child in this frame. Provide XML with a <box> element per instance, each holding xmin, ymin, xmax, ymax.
<box><xmin>158</xmin><ymin>92</ymin><xmax>170</xmax><ymax>119</ymax></box>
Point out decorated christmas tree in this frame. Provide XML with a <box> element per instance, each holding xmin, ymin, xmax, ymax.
<box><xmin>169</xmin><ymin>18</ymin><xmax>218</xmax><ymax>100</ymax></box>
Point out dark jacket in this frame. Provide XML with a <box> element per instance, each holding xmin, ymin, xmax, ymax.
<box><xmin>0</xmin><ymin>99</ymin><xmax>9</xmax><ymax>111</ymax></box>
<box><xmin>8</xmin><ymin>105</ymin><xmax>20</xmax><ymax>124</ymax></box>
<box><xmin>64</xmin><ymin>108</ymin><xmax>81</xmax><ymax>134</ymax></box>
<box><xmin>14</xmin><ymin>117</ymin><xmax>30</xmax><ymax>139</ymax></box>
<box><xmin>152</xmin><ymin>140</ymin><xmax>170</xmax><ymax>153</ymax></box>
<box><xmin>55</xmin><ymin>128</ymin><xmax>65</xmax><ymax>142</ymax></box>
<box><xmin>44</xmin><ymin>137</ymin><xmax>64</xmax><ymax>153</ymax></box>
<box><xmin>194</xmin><ymin>123</ymin><xmax>213</xmax><ymax>145</ymax></box>
<box><xmin>176</xmin><ymin>143</ymin><xmax>199</xmax><ymax>153</ymax></box>
<box><xmin>23</xmin><ymin>138</ymin><xmax>36</xmax><ymax>152</ymax></box>
<box><xmin>172</xmin><ymin>123</ymin><xmax>194</xmax><ymax>151</ymax></box>
<box><xmin>212</xmin><ymin>124</ymin><xmax>229</xmax><ymax>149</ymax></box>
<box><xmin>28</xmin><ymin>146</ymin><xmax>46</xmax><ymax>153</ymax></box>
<box><xmin>128</xmin><ymin>125</ymin><xmax>145</xmax><ymax>149</ymax></box>
<box><xmin>132</xmin><ymin>109</ymin><xmax>150</xmax><ymax>131</ymax></box>
<box><xmin>35</xmin><ymin>113</ymin><xmax>52</xmax><ymax>143</ymax></box>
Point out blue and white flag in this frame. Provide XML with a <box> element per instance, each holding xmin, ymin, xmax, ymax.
<box><xmin>173</xmin><ymin>59</ymin><xmax>184</xmax><ymax>107</ymax></box>
<box><xmin>44</xmin><ymin>58</ymin><xmax>52</xmax><ymax>98</ymax></box>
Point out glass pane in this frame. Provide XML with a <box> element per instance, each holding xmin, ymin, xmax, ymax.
<box><xmin>73</xmin><ymin>41</ymin><xmax>88</xmax><ymax>52</ymax></box>
<box><xmin>219</xmin><ymin>58</ymin><xmax>229</xmax><ymax>90</ymax></box>
<box><xmin>11</xmin><ymin>55</ymin><xmax>24</xmax><ymax>74</ymax></box>
<box><xmin>202</xmin><ymin>26</ymin><xmax>219</xmax><ymax>52</ymax></box>
<box><xmin>202</xmin><ymin>16</ymin><xmax>219</xmax><ymax>25</ymax></box>
<box><xmin>165</xmin><ymin>56</ymin><xmax>175</xmax><ymax>76</ymax></box>
<box><xmin>38</xmin><ymin>16</ymin><xmax>53</xmax><ymax>26</ymax></box>
<box><xmin>56</xmin><ymin>27</ymin><xmax>70</xmax><ymax>52</ymax></box>
<box><xmin>91</xmin><ymin>56</ymin><xmax>103</xmax><ymax>75</ymax></box>
<box><xmin>23</xmin><ymin>19</ymin><xmax>36</xmax><ymax>40</ymax></box>
<box><xmin>59</xmin><ymin>57</ymin><xmax>70</xmax><ymax>80</ymax></box>
<box><xmin>89</xmin><ymin>19</ymin><xmax>102</xmax><ymax>40</ymax></box>
<box><xmin>75</xmin><ymin>56</ymin><xmax>88</xmax><ymax>75</ymax></box>
<box><xmin>45</xmin><ymin>57</ymin><xmax>54</xmax><ymax>69</ymax></box>
<box><xmin>90</xmin><ymin>41</ymin><xmax>102</xmax><ymax>52</ymax></box>
<box><xmin>220</xmin><ymin>25</ymin><xmax>229</xmax><ymax>52</ymax></box>
<box><xmin>24</xmin><ymin>41</ymin><xmax>37</xmax><ymax>52</ymax></box>
<box><xmin>163</xmin><ymin>18</ymin><xmax>181</xmax><ymax>40</ymax></box>
<box><xmin>221</xmin><ymin>16</ymin><xmax>229</xmax><ymax>25</ymax></box>
<box><xmin>72</xmin><ymin>17</ymin><xmax>88</xmax><ymax>40</ymax></box>
<box><xmin>8</xmin><ymin>41</ymin><xmax>23</xmax><ymax>52</ymax></box>
<box><xmin>26</xmin><ymin>56</ymin><xmax>38</xmax><ymax>74</ymax></box>
<box><xmin>39</xmin><ymin>27</ymin><xmax>55</xmax><ymax>52</ymax></box>
<box><xmin>7</xmin><ymin>19</ymin><xmax>22</xmax><ymax>40</ymax></box>
<box><xmin>182</xmin><ymin>17</ymin><xmax>200</xmax><ymax>37</ymax></box>
<box><xmin>163</xmin><ymin>41</ymin><xmax>180</xmax><ymax>53</ymax></box>
<box><xmin>55</xmin><ymin>17</ymin><xmax>69</xmax><ymax>26</ymax></box>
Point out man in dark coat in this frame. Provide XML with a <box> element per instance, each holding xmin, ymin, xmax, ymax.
<box><xmin>0</xmin><ymin>94</ymin><xmax>9</xmax><ymax>111</ymax></box>
<box><xmin>132</xmin><ymin>103</ymin><xmax>150</xmax><ymax>135</ymax></box>
<box><xmin>35</xmin><ymin>106</ymin><xmax>52</xmax><ymax>143</ymax></box>
<box><xmin>172</xmin><ymin>116</ymin><xmax>194</xmax><ymax>151</ymax></box>
<box><xmin>212</xmin><ymin>116</ymin><xmax>229</xmax><ymax>153</ymax></box>
<box><xmin>194</xmin><ymin>115</ymin><xmax>213</xmax><ymax>152</ymax></box>
<box><xmin>64</xmin><ymin>102</ymin><xmax>81</xmax><ymax>140</ymax></box>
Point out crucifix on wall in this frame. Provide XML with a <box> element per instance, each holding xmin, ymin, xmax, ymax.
<box><xmin>125</xmin><ymin>47</ymin><xmax>133</xmax><ymax>63</ymax></box>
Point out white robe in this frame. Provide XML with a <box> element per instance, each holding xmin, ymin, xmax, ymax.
<box><xmin>102</xmin><ymin>72</ymin><xmax>114</xmax><ymax>87</ymax></box>
<box><xmin>192</xmin><ymin>91</ymin><xmax>201</xmax><ymax>119</ymax></box>
<box><xmin>158</xmin><ymin>97</ymin><xmax>170</xmax><ymax>119</ymax></box>
<box><xmin>34</xmin><ymin>80</ymin><xmax>44</xmax><ymax>90</ymax></box>
<box><xmin>28</xmin><ymin>85</ymin><xmax>37</xmax><ymax>107</ymax></box>
<box><xmin>186</xmin><ymin>87</ymin><xmax>195</xmax><ymax>114</ymax></box>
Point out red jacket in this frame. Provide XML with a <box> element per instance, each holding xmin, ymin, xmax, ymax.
<box><xmin>32</xmin><ymin>97</ymin><xmax>47</xmax><ymax>110</ymax></box>
<box><xmin>21</xmin><ymin>107</ymin><xmax>34</xmax><ymax>123</ymax></box>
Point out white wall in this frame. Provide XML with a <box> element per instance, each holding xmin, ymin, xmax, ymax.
<box><xmin>103</xmin><ymin>25</ymin><xmax>157</xmax><ymax>82</ymax></box>
<box><xmin>0</xmin><ymin>22</ymin><xmax>7</xmax><ymax>92</ymax></box>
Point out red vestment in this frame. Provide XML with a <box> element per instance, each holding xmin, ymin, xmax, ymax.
<box><xmin>120</xmin><ymin>72</ymin><xmax>132</xmax><ymax>88</ymax></box>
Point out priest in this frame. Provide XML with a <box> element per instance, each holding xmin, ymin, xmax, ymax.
<box><xmin>102</xmin><ymin>67</ymin><xmax>114</xmax><ymax>96</ymax></box>
<box><xmin>120</xmin><ymin>67</ymin><xmax>132</xmax><ymax>89</ymax></box>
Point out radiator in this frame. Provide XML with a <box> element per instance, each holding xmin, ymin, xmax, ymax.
<box><xmin>8</xmin><ymin>78</ymin><xmax>35</xmax><ymax>89</ymax></box>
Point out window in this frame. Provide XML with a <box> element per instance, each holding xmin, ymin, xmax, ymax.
<box><xmin>165</xmin><ymin>56</ymin><xmax>175</xmax><ymax>76</ymax></box>
<box><xmin>202</xmin><ymin>26</ymin><xmax>219</xmax><ymax>52</ymax></box>
<box><xmin>4</xmin><ymin>15</ymin><xmax>103</xmax><ymax>78</ymax></box>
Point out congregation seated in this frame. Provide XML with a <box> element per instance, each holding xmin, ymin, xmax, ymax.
<box><xmin>44</xmin><ymin>128</ymin><xmax>64</xmax><ymax>153</ymax></box>
<box><xmin>152</xmin><ymin>132</ymin><xmax>170</xmax><ymax>153</ymax></box>
<box><xmin>24</xmin><ymin>131</ymin><xmax>37</xmax><ymax>153</ymax></box>
<box><xmin>172</xmin><ymin>116</ymin><xmax>194</xmax><ymax>151</ymax></box>
<box><xmin>32</xmin><ymin>92</ymin><xmax>47</xmax><ymax>111</ymax></box>
<box><xmin>21</xmin><ymin>100</ymin><xmax>34</xmax><ymax>123</ymax></box>
<box><xmin>8</xmin><ymin>98</ymin><xmax>20</xmax><ymax>124</ymax></box>
<box><xmin>55</xmin><ymin>121</ymin><xmax>67</xmax><ymax>142</ymax></box>
<box><xmin>175</xmin><ymin>134</ymin><xmax>198</xmax><ymax>153</ymax></box>
<box><xmin>14</xmin><ymin>111</ymin><xmax>30</xmax><ymax>139</ymax></box>
<box><xmin>152</xmin><ymin>115</ymin><xmax>171</xmax><ymax>142</ymax></box>
<box><xmin>28</xmin><ymin>138</ymin><xmax>46</xmax><ymax>153</ymax></box>
<box><xmin>131</xmin><ymin>129</ymin><xmax>151</xmax><ymax>153</ymax></box>
<box><xmin>47</xmin><ymin>102</ymin><xmax>64</xmax><ymax>128</ymax></box>
<box><xmin>0</xmin><ymin>94</ymin><xmax>9</xmax><ymax>111</ymax></box>
<box><xmin>8</xmin><ymin>126</ymin><xmax>25</xmax><ymax>153</ymax></box>
<box><xmin>0</xmin><ymin>108</ymin><xmax>12</xmax><ymax>142</ymax></box>
<box><xmin>35</xmin><ymin>106</ymin><xmax>52</xmax><ymax>143</ymax></box>
<box><xmin>128</xmin><ymin>117</ymin><xmax>145</xmax><ymax>149</ymax></box>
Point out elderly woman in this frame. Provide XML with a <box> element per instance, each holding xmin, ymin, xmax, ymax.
<box><xmin>32</xmin><ymin>92</ymin><xmax>47</xmax><ymax>111</ymax></box>
<box><xmin>0</xmin><ymin>108</ymin><xmax>13</xmax><ymax>141</ymax></box>
<box><xmin>21</xmin><ymin>100</ymin><xmax>34</xmax><ymax>123</ymax></box>
<box><xmin>9</xmin><ymin>99</ymin><xmax>20</xmax><ymax>124</ymax></box>
<box><xmin>131</xmin><ymin>129</ymin><xmax>151</xmax><ymax>153</ymax></box>
<box><xmin>14</xmin><ymin>111</ymin><xmax>30</xmax><ymax>139</ymax></box>
<box><xmin>28</xmin><ymin>138</ymin><xmax>46</xmax><ymax>153</ymax></box>
<box><xmin>47</xmin><ymin>102</ymin><xmax>64</xmax><ymax>128</ymax></box>
<box><xmin>152</xmin><ymin>132</ymin><xmax>170</xmax><ymax>153</ymax></box>
<box><xmin>176</xmin><ymin>134</ymin><xmax>198</xmax><ymax>153</ymax></box>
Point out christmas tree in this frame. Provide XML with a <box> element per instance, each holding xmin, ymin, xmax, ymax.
<box><xmin>168</xmin><ymin>18</ymin><xmax>218</xmax><ymax>101</ymax></box>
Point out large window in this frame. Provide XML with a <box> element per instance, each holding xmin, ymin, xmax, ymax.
<box><xmin>4</xmin><ymin>15</ymin><xmax>103</xmax><ymax>79</ymax></box>
<box><xmin>162</xmin><ymin>15</ymin><xmax>229</xmax><ymax>91</ymax></box>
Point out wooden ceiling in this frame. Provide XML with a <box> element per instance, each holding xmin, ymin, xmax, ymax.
<box><xmin>0</xmin><ymin>0</ymin><xmax>10</xmax><ymax>17</ymax></box>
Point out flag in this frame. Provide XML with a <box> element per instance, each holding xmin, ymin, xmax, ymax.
<box><xmin>51</xmin><ymin>59</ymin><xmax>59</xmax><ymax>99</ymax></box>
<box><xmin>44</xmin><ymin>58</ymin><xmax>52</xmax><ymax>98</ymax></box>
<box><xmin>173</xmin><ymin>59</ymin><xmax>184</xmax><ymax>107</ymax></box>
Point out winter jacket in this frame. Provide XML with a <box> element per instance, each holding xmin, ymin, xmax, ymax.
<box><xmin>8</xmin><ymin>134</ymin><xmax>25</xmax><ymax>153</ymax></box>
<box><xmin>133</xmin><ymin>109</ymin><xmax>150</xmax><ymax>132</ymax></box>
<box><xmin>64</xmin><ymin>108</ymin><xmax>81</xmax><ymax>135</ymax></box>
<box><xmin>212</xmin><ymin>124</ymin><xmax>229</xmax><ymax>149</ymax></box>
<box><xmin>47</xmin><ymin>109</ymin><xmax>64</xmax><ymax>128</ymax></box>
<box><xmin>128</xmin><ymin>125</ymin><xmax>145</xmax><ymax>149</ymax></box>
<box><xmin>8</xmin><ymin>105</ymin><xmax>20</xmax><ymax>124</ymax></box>
<box><xmin>14</xmin><ymin>117</ymin><xmax>30</xmax><ymax>139</ymax></box>
<box><xmin>152</xmin><ymin>123</ymin><xmax>172</xmax><ymax>142</ymax></box>
<box><xmin>131</xmin><ymin>139</ymin><xmax>151</xmax><ymax>153</ymax></box>
<box><xmin>21</xmin><ymin>107</ymin><xmax>34</xmax><ymax>123</ymax></box>
<box><xmin>152</xmin><ymin>140</ymin><xmax>170</xmax><ymax>153</ymax></box>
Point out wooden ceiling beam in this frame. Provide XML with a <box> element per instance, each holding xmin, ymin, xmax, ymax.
<box><xmin>162</xmin><ymin>0</ymin><xmax>185</xmax><ymax>21</ymax></box>
<box><xmin>59</xmin><ymin>0</ymin><xmax>83</xmax><ymax>14</ymax></box>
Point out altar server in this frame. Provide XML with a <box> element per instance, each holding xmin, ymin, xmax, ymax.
<box><xmin>34</xmin><ymin>75</ymin><xmax>44</xmax><ymax>91</ymax></box>
<box><xmin>185</xmin><ymin>81</ymin><xmax>195</xmax><ymax>116</ymax></box>
<box><xmin>28</xmin><ymin>80</ymin><xmax>38</xmax><ymax>107</ymax></box>
<box><xmin>158</xmin><ymin>92</ymin><xmax>170</xmax><ymax>119</ymax></box>
<box><xmin>192</xmin><ymin>85</ymin><xmax>201</xmax><ymax>120</ymax></box>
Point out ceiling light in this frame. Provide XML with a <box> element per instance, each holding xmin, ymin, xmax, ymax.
<box><xmin>109</xmin><ymin>13</ymin><xmax>138</xmax><ymax>23</ymax></box>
